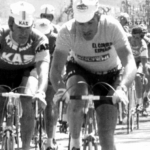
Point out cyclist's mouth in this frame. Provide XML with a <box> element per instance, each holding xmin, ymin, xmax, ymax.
<box><xmin>83</xmin><ymin>32</ymin><xmax>93</xmax><ymax>40</ymax></box>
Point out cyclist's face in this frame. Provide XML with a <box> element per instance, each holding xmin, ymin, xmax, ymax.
<box><xmin>41</xmin><ymin>13</ymin><xmax>54</xmax><ymax>21</ymax></box>
<box><xmin>76</xmin><ymin>14</ymin><xmax>99</xmax><ymax>41</ymax></box>
<box><xmin>119</xmin><ymin>17</ymin><xmax>127</xmax><ymax>26</ymax></box>
<box><xmin>132</xmin><ymin>33</ymin><xmax>141</xmax><ymax>40</ymax></box>
<box><xmin>12</xmin><ymin>23</ymin><xmax>32</xmax><ymax>45</ymax></box>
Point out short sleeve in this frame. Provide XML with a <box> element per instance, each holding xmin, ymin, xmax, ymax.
<box><xmin>55</xmin><ymin>24</ymin><xmax>72</xmax><ymax>53</ymax></box>
<box><xmin>110</xmin><ymin>18</ymin><xmax>130</xmax><ymax>50</ymax></box>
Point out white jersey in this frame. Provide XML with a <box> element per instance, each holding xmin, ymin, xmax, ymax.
<box><xmin>56</xmin><ymin>15</ymin><xmax>130</xmax><ymax>73</ymax></box>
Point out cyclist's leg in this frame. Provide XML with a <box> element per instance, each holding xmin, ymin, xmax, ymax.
<box><xmin>96</xmin><ymin>104</ymin><xmax>117</xmax><ymax>150</ymax></box>
<box><xmin>19</xmin><ymin>70</ymin><xmax>38</xmax><ymax>150</ymax></box>
<box><xmin>135</xmin><ymin>65</ymin><xmax>143</xmax><ymax>106</ymax></box>
<box><xmin>142</xmin><ymin>64</ymin><xmax>150</xmax><ymax>115</ymax></box>
<box><xmin>45</xmin><ymin>84</ymin><xmax>59</xmax><ymax>149</ymax></box>
<box><xmin>93</xmin><ymin>70</ymin><xmax>122</xmax><ymax>150</ymax></box>
<box><xmin>66</xmin><ymin>75</ymin><xmax>88</xmax><ymax>150</ymax></box>
<box><xmin>0</xmin><ymin>87</ymin><xmax>8</xmax><ymax>132</ymax></box>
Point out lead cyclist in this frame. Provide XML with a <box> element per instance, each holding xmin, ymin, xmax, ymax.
<box><xmin>50</xmin><ymin>0</ymin><xmax>137</xmax><ymax>150</ymax></box>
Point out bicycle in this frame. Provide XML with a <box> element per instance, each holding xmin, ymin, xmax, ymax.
<box><xmin>127</xmin><ymin>73</ymin><xmax>147</xmax><ymax>133</ymax></box>
<box><xmin>0</xmin><ymin>89</ymin><xmax>46</xmax><ymax>150</ymax></box>
<box><xmin>69</xmin><ymin>94</ymin><xmax>112</xmax><ymax>150</ymax></box>
<box><xmin>0</xmin><ymin>91</ymin><xmax>33</xmax><ymax>150</ymax></box>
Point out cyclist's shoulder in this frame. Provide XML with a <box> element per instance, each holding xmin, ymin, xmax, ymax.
<box><xmin>30</xmin><ymin>28</ymin><xmax>48</xmax><ymax>44</ymax></box>
<box><xmin>58</xmin><ymin>19</ymin><xmax>76</xmax><ymax>35</ymax></box>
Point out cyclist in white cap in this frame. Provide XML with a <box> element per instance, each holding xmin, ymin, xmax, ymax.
<box><xmin>40</xmin><ymin>4</ymin><xmax>58</xmax><ymax>37</ymax></box>
<box><xmin>0</xmin><ymin>1</ymin><xmax>50</xmax><ymax>150</ymax></box>
<box><xmin>50</xmin><ymin>0</ymin><xmax>137</xmax><ymax>150</ymax></box>
<box><xmin>118</xmin><ymin>12</ymin><xmax>130</xmax><ymax>33</ymax></box>
<box><xmin>34</xmin><ymin>18</ymin><xmax>58</xmax><ymax>150</ymax></box>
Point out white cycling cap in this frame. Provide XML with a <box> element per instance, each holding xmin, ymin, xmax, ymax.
<box><xmin>73</xmin><ymin>0</ymin><xmax>99</xmax><ymax>23</ymax></box>
<box><xmin>34</xmin><ymin>18</ymin><xmax>52</xmax><ymax>34</ymax></box>
<box><xmin>10</xmin><ymin>1</ymin><xmax>35</xmax><ymax>27</ymax></box>
<box><xmin>40</xmin><ymin>4</ymin><xmax>55</xmax><ymax>15</ymax></box>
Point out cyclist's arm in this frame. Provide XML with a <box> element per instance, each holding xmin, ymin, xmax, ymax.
<box><xmin>116</xmin><ymin>45</ymin><xmax>137</xmax><ymax>88</ymax></box>
<box><xmin>111</xmin><ymin>19</ymin><xmax>137</xmax><ymax>88</ymax></box>
<box><xmin>50</xmin><ymin>24</ymin><xmax>72</xmax><ymax>92</ymax></box>
<box><xmin>35</xmin><ymin>42</ymin><xmax>50</xmax><ymax>93</ymax></box>
<box><xmin>50</xmin><ymin>49</ymin><xmax>68</xmax><ymax>91</ymax></box>
<box><xmin>140</xmin><ymin>42</ymin><xmax>149</xmax><ymax>75</ymax></box>
<box><xmin>36</xmin><ymin>60</ymin><xmax>49</xmax><ymax>93</ymax></box>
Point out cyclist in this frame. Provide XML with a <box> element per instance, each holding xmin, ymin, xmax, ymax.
<box><xmin>0</xmin><ymin>1</ymin><xmax>50</xmax><ymax>150</ymax></box>
<box><xmin>128</xmin><ymin>26</ymin><xmax>149</xmax><ymax>115</ymax></box>
<box><xmin>138</xmin><ymin>24</ymin><xmax>150</xmax><ymax>115</ymax></box>
<box><xmin>40</xmin><ymin>4</ymin><xmax>58</xmax><ymax>37</ymax></box>
<box><xmin>118</xmin><ymin>12</ymin><xmax>130</xmax><ymax>33</ymax></box>
<box><xmin>117</xmin><ymin>12</ymin><xmax>131</xmax><ymax>123</ymax></box>
<box><xmin>34</xmin><ymin>18</ymin><xmax>58</xmax><ymax>150</ymax></box>
<box><xmin>50</xmin><ymin>0</ymin><xmax>137</xmax><ymax>150</ymax></box>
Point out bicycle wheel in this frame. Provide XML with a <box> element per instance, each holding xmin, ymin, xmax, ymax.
<box><xmin>127</xmin><ymin>82</ymin><xmax>137</xmax><ymax>133</ymax></box>
<box><xmin>2</xmin><ymin>131</ymin><xmax>15</xmax><ymax>150</ymax></box>
<box><xmin>38</xmin><ymin>113</ymin><xmax>45</xmax><ymax>150</ymax></box>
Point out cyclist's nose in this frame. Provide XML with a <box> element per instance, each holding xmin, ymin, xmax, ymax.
<box><xmin>82</xmin><ymin>24</ymin><xmax>90</xmax><ymax>33</ymax></box>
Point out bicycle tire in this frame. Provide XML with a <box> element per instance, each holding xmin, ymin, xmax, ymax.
<box><xmin>127</xmin><ymin>82</ymin><xmax>137</xmax><ymax>133</ymax></box>
<box><xmin>2</xmin><ymin>131</ymin><xmax>15</xmax><ymax>150</ymax></box>
<box><xmin>38</xmin><ymin>113</ymin><xmax>45</xmax><ymax>150</ymax></box>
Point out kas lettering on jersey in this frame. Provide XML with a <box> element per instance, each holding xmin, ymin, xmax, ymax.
<box><xmin>76</xmin><ymin>42</ymin><xmax>112</xmax><ymax>62</ymax></box>
<box><xmin>1</xmin><ymin>34</ymin><xmax>34</xmax><ymax>65</ymax></box>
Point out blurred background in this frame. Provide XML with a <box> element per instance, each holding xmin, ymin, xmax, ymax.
<box><xmin>0</xmin><ymin>0</ymin><xmax>150</xmax><ymax>30</ymax></box>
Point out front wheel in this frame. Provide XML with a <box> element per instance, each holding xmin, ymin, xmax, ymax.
<box><xmin>2</xmin><ymin>131</ymin><xmax>15</xmax><ymax>150</ymax></box>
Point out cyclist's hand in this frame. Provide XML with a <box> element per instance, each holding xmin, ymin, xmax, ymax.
<box><xmin>112</xmin><ymin>89</ymin><xmax>128</xmax><ymax>105</ymax></box>
<box><xmin>53</xmin><ymin>88</ymin><xmax>69</xmax><ymax>104</ymax></box>
<box><xmin>33</xmin><ymin>91</ymin><xmax>47</xmax><ymax>111</ymax></box>
<box><xmin>144</xmin><ymin>63</ymin><xmax>150</xmax><ymax>76</ymax></box>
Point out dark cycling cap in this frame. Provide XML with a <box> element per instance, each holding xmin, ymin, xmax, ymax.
<box><xmin>132</xmin><ymin>26</ymin><xmax>143</xmax><ymax>34</ymax></box>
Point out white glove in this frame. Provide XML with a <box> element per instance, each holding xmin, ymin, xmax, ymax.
<box><xmin>53</xmin><ymin>88</ymin><xmax>69</xmax><ymax>104</ymax></box>
<box><xmin>112</xmin><ymin>89</ymin><xmax>128</xmax><ymax>106</ymax></box>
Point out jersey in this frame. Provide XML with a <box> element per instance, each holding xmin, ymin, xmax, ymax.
<box><xmin>128</xmin><ymin>35</ymin><xmax>148</xmax><ymax>63</ymax></box>
<box><xmin>55</xmin><ymin>15</ymin><xmax>130</xmax><ymax>73</ymax></box>
<box><xmin>0</xmin><ymin>26</ymin><xmax>50</xmax><ymax>70</ymax></box>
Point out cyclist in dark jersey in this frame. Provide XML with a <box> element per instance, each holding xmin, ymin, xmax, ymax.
<box><xmin>34</xmin><ymin>18</ymin><xmax>58</xmax><ymax>150</ymax></box>
<box><xmin>40</xmin><ymin>4</ymin><xmax>58</xmax><ymax>38</ymax></box>
<box><xmin>0</xmin><ymin>1</ymin><xmax>50</xmax><ymax>150</ymax></box>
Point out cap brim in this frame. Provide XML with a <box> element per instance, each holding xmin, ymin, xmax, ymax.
<box><xmin>74</xmin><ymin>11</ymin><xmax>95</xmax><ymax>23</ymax></box>
<box><xmin>35</xmin><ymin>26</ymin><xmax>51</xmax><ymax>34</ymax></box>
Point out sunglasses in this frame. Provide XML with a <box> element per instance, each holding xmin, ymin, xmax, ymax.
<box><xmin>41</xmin><ymin>14</ymin><xmax>53</xmax><ymax>19</ymax></box>
<box><xmin>132</xmin><ymin>34</ymin><xmax>141</xmax><ymax>39</ymax></box>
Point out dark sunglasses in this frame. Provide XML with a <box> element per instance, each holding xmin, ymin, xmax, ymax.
<box><xmin>41</xmin><ymin>14</ymin><xmax>54</xmax><ymax>19</ymax></box>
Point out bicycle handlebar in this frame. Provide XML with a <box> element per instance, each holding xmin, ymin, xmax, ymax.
<box><xmin>70</xmin><ymin>95</ymin><xmax>112</xmax><ymax>101</ymax></box>
<box><xmin>0</xmin><ymin>92</ymin><xmax>33</xmax><ymax>99</ymax></box>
